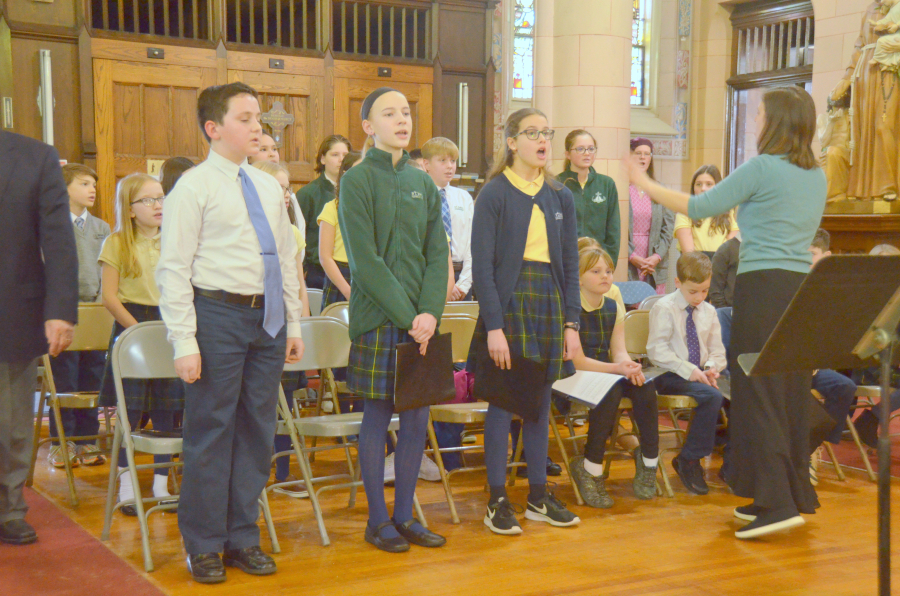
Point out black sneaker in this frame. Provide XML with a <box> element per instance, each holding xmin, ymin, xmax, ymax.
<box><xmin>735</xmin><ymin>508</ymin><xmax>804</xmax><ymax>539</ymax></box>
<box><xmin>632</xmin><ymin>447</ymin><xmax>658</xmax><ymax>500</ymax></box>
<box><xmin>484</xmin><ymin>497</ymin><xmax>523</xmax><ymax>535</ymax></box>
<box><xmin>734</xmin><ymin>504</ymin><xmax>763</xmax><ymax>522</ymax></box>
<box><xmin>569</xmin><ymin>456</ymin><xmax>614</xmax><ymax>509</ymax></box>
<box><xmin>525</xmin><ymin>490</ymin><xmax>580</xmax><ymax>527</ymax></box>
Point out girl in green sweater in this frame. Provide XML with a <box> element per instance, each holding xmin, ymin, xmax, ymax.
<box><xmin>338</xmin><ymin>87</ymin><xmax>449</xmax><ymax>553</ymax></box>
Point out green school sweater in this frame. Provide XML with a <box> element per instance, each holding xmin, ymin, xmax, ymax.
<box><xmin>558</xmin><ymin>167</ymin><xmax>621</xmax><ymax>262</ymax></box>
<box><xmin>338</xmin><ymin>148</ymin><xmax>449</xmax><ymax>339</ymax></box>
<box><xmin>296</xmin><ymin>174</ymin><xmax>335</xmax><ymax>266</ymax></box>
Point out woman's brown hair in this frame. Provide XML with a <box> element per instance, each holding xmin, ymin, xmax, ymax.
<box><xmin>689</xmin><ymin>164</ymin><xmax>732</xmax><ymax>236</ymax></box>
<box><xmin>159</xmin><ymin>156</ymin><xmax>195</xmax><ymax>195</ymax></box>
<box><xmin>563</xmin><ymin>129</ymin><xmax>597</xmax><ymax>172</ymax></box>
<box><xmin>486</xmin><ymin>108</ymin><xmax>561</xmax><ymax>189</ymax></box>
<box><xmin>334</xmin><ymin>151</ymin><xmax>362</xmax><ymax>209</ymax></box>
<box><xmin>314</xmin><ymin>134</ymin><xmax>351</xmax><ymax>174</ymax></box>
<box><xmin>757</xmin><ymin>86</ymin><xmax>818</xmax><ymax>170</ymax></box>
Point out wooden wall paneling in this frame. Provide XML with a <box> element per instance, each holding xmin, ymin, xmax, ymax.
<box><xmin>440</xmin><ymin>70</ymin><xmax>484</xmax><ymax>174</ymax></box>
<box><xmin>226</xmin><ymin>51</ymin><xmax>325</xmax><ymax>77</ymax></box>
<box><xmin>79</xmin><ymin>28</ymin><xmax>97</xmax><ymax>169</ymax></box>
<box><xmin>5</xmin><ymin>0</ymin><xmax>78</xmax><ymax>28</ymax></box>
<box><xmin>437</xmin><ymin>3</ymin><xmax>485</xmax><ymax>68</ymax></box>
<box><xmin>333</xmin><ymin>76</ymin><xmax>350</xmax><ymax>140</ymax></box>
<box><xmin>93</xmin><ymin>55</ymin><xmax>214</xmax><ymax>225</ymax></box>
<box><xmin>10</xmin><ymin>36</ymin><xmax>83</xmax><ymax>163</ymax></box>
<box><xmin>0</xmin><ymin>18</ymin><xmax>13</xmax><ymax>129</ymax></box>
<box><xmin>335</xmin><ymin>78</ymin><xmax>431</xmax><ymax>151</ymax></box>
<box><xmin>323</xmin><ymin>48</ymin><xmax>334</xmax><ymax>146</ymax></box>
<box><xmin>332</xmin><ymin>59</ymin><xmax>433</xmax><ymax>84</ymax></box>
<box><xmin>90</xmin><ymin>37</ymin><xmax>217</xmax><ymax>68</ymax></box>
<box><xmin>432</xmin><ymin>53</ymin><xmax>442</xmax><ymax>138</ymax></box>
<box><xmin>227</xmin><ymin>68</ymin><xmax>324</xmax><ymax>183</ymax></box>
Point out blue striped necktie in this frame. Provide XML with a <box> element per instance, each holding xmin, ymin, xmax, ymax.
<box><xmin>440</xmin><ymin>188</ymin><xmax>453</xmax><ymax>243</ymax></box>
<box><xmin>238</xmin><ymin>169</ymin><xmax>284</xmax><ymax>338</ymax></box>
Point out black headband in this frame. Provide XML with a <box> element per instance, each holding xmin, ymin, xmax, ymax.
<box><xmin>360</xmin><ymin>87</ymin><xmax>400</xmax><ymax>121</ymax></box>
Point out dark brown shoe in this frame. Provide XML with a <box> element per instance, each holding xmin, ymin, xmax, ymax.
<box><xmin>0</xmin><ymin>519</ymin><xmax>37</xmax><ymax>545</ymax></box>
<box><xmin>186</xmin><ymin>552</ymin><xmax>226</xmax><ymax>584</ymax></box>
<box><xmin>223</xmin><ymin>545</ymin><xmax>276</xmax><ymax>575</ymax></box>
<box><xmin>393</xmin><ymin>518</ymin><xmax>446</xmax><ymax>548</ymax></box>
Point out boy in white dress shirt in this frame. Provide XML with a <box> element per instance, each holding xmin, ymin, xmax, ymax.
<box><xmin>156</xmin><ymin>82</ymin><xmax>303</xmax><ymax>584</ymax></box>
<box><xmin>647</xmin><ymin>252</ymin><xmax>726</xmax><ymax>496</ymax></box>
<box><xmin>421</xmin><ymin>137</ymin><xmax>474</xmax><ymax>301</ymax></box>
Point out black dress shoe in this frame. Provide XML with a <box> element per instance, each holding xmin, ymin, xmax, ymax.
<box><xmin>392</xmin><ymin>518</ymin><xmax>446</xmax><ymax>548</ymax></box>
<box><xmin>0</xmin><ymin>519</ymin><xmax>37</xmax><ymax>545</ymax></box>
<box><xmin>120</xmin><ymin>504</ymin><xmax>137</xmax><ymax>517</ymax></box>
<box><xmin>187</xmin><ymin>552</ymin><xmax>226</xmax><ymax>584</ymax></box>
<box><xmin>515</xmin><ymin>458</ymin><xmax>563</xmax><ymax>478</ymax></box>
<box><xmin>223</xmin><ymin>545</ymin><xmax>276</xmax><ymax>575</ymax></box>
<box><xmin>364</xmin><ymin>521</ymin><xmax>410</xmax><ymax>553</ymax></box>
<box><xmin>672</xmin><ymin>455</ymin><xmax>709</xmax><ymax>495</ymax></box>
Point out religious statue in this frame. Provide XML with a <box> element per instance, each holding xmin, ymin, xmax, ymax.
<box><xmin>818</xmin><ymin>97</ymin><xmax>851</xmax><ymax>202</ymax></box>
<box><xmin>828</xmin><ymin>0</ymin><xmax>900</xmax><ymax>201</ymax></box>
<box><xmin>871</xmin><ymin>0</ymin><xmax>900</xmax><ymax>71</ymax></box>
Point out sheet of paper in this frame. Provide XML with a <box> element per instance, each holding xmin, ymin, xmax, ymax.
<box><xmin>552</xmin><ymin>371</ymin><xmax>625</xmax><ymax>407</ymax></box>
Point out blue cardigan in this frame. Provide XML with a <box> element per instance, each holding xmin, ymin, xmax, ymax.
<box><xmin>472</xmin><ymin>174</ymin><xmax>581</xmax><ymax>332</ymax></box>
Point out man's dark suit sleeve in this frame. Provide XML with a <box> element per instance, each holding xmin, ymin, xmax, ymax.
<box><xmin>37</xmin><ymin>146</ymin><xmax>78</xmax><ymax>324</ymax></box>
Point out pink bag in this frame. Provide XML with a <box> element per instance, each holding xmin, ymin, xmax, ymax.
<box><xmin>451</xmin><ymin>369</ymin><xmax>476</xmax><ymax>404</ymax></box>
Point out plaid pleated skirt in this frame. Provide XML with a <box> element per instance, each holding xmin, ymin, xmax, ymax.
<box><xmin>321</xmin><ymin>262</ymin><xmax>351</xmax><ymax>312</ymax></box>
<box><xmin>347</xmin><ymin>322</ymin><xmax>416</xmax><ymax>401</ymax></box>
<box><xmin>99</xmin><ymin>303</ymin><xmax>185</xmax><ymax>411</ymax></box>
<box><xmin>474</xmin><ymin>260</ymin><xmax>574</xmax><ymax>383</ymax></box>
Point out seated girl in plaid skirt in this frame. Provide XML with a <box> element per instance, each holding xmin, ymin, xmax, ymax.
<box><xmin>471</xmin><ymin>108</ymin><xmax>582</xmax><ymax>535</ymax></box>
<box><xmin>338</xmin><ymin>88</ymin><xmax>450</xmax><ymax>553</ymax></box>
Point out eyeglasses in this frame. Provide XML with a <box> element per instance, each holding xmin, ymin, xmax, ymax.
<box><xmin>515</xmin><ymin>128</ymin><xmax>555</xmax><ymax>141</ymax></box>
<box><xmin>130</xmin><ymin>196</ymin><xmax>165</xmax><ymax>207</ymax></box>
<box><xmin>280</xmin><ymin>185</ymin><xmax>292</xmax><ymax>196</ymax></box>
<box><xmin>572</xmin><ymin>146</ymin><xmax>597</xmax><ymax>155</ymax></box>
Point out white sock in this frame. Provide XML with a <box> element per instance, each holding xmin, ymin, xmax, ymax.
<box><xmin>583</xmin><ymin>458</ymin><xmax>605</xmax><ymax>477</ymax></box>
<box><xmin>152</xmin><ymin>474</ymin><xmax>171</xmax><ymax>498</ymax></box>
<box><xmin>118</xmin><ymin>467</ymin><xmax>134</xmax><ymax>502</ymax></box>
<box><xmin>642</xmin><ymin>455</ymin><xmax>659</xmax><ymax>468</ymax></box>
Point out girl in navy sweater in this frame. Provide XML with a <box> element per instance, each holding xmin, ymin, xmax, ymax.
<box><xmin>472</xmin><ymin>108</ymin><xmax>582</xmax><ymax>535</ymax></box>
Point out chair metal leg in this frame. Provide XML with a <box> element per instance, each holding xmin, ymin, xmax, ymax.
<box><xmin>258</xmin><ymin>489</ymin><xmax>280</xmax><ymax>554</ymax></box>
<box><xmin>846</xmin><ymin>415</ymin><xmax>877</xmax><ymax>482</ymax></box>
<box><xmin>657</xmin><ymin>456</ymin><xmax>675</xmax><ymax>498</ymax></box>
<box><xmin>294</xmin><ymin>433</ymin><xmax>330</xmax><ymax>546</ymax></box>
<box><xmin>506</xmin><ymin>434</ymin><xmax>524</xmax><ymax>487</ymax></box>
<box><xmin>26</xmin><ymin>384</ymin><xmax>48</xmax><ymax>487</ymax></box>
<box><xmin>123</xmin><ymin>444</ymin><xmax>154</xmax><ymax>572</ymax></box>
<box><xmin>101</xmin><ymin>426</ymin><xmax>123</xmax><ymax>541</ymax></box>
<box><xmin>51</xmin><ymin>397</ymin><xmax>79</xmax><ymax>508</ymax></box>
<box><xmin>822</xmin><ymin>441</ymin><xmax>846</xmax><ymax>481</ymax></box>
<box><xmin>426</xmin><ymin>413</ymin><xmax>459</xmax><ymax>524</ymax></box>
<box><xmin>550</xmin><ymin>407</ymin><xmax>583</xmax><ymax>505</ymax></box>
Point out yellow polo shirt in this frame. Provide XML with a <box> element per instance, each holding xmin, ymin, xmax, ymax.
<box><xmin>98</xmin><ymin>232</ymin><xmax>161</xmax><ymax>306</ymax></box>
<box><xmin>503</xmin><ymin>168</ymin><xmax>550</xmax><ymax>263</ymax></box>
<box><xmin>317</xmin><ymin>199</ymin><xmax>348</xmax><ymax>263</ymax></box>
<box><xmin>674</xmin><ymin>212</ymin><xmax>739</xmax><ymax>253</ymax></box>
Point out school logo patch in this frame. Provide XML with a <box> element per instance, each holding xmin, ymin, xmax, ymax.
<box><xmin>555</xmin><ymin>212</ymin><xmax>563</xmax><ymax>220</ymax></box>
<box><xmin>592</xmin><ymin>192</ymin><xmax>606</xmax><ymax>204</ymax></box>
<box><xmin>411</xmin><ymin>191</ymin><xmax>424</xmax><ymax>199</ymax></box>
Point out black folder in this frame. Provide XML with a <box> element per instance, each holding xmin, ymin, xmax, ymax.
<box><xmin>473</xmin><ymin>344</ymin><xmax>548</xmax><ymax>422</ymax></box>
<box><xmin>393</xmin><ymin>332</ymin><xmax>456</xmax><ymax>412</ymax></box>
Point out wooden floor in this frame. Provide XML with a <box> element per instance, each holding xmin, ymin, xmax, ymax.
<box><xmin>27</xmin><ymin>428</ymin><xmax>900</xmax><ymax>596</ymax></box>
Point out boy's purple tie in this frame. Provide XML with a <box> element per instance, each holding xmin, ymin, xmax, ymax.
<box><xmin>685</xmin><ymin>305</ymin><xmax>701</xmax><ymax>368</ymax></box>
<box><xmin>440</xmin><ymin>188</ymin><xmax>453</xmax><ymax>242</ymax></box>
<box><xmin>238</xmin><ymin>169</ymin><xmax>284</xmax><ymax>338</ymax></box>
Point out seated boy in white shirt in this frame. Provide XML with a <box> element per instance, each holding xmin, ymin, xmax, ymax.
<box><xmin>647</xmin><ymin>252</ymin><xmax>726</xmax><ymax>496</ymax></box>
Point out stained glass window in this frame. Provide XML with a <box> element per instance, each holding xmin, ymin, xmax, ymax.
<box><xmin>631</xmin><ymin>0</ymin><xmax>652</xmax><ymax>106</ymax></box>
<box><xmin>512</xmin><ymin>1</ymin><xmax>535</xmax><ymax>101</ymax></box>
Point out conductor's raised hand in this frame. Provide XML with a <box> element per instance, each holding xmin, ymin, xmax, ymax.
<box><xmin>625</xmin><ymin>153</ymin><xmax>652</xmax><ymax>190</ymax></box>
<box><xmin>487</xmin><ymin>329</ymin><xmax>511</xmax><ymax>370</ymax></box>
<box><xmin>410</xmin><ymin>313</ymin><xmax>437</xmax><ymax>344</ymax></box>
<box><xmin>175</xmin><ymin>354</ymin><xmax>202</xmax><ymax>384</ymax></box>
<box><xmin>285</xmin><ymin>337</ymin><xmax>305</xmax><ymax>364</ymax></box>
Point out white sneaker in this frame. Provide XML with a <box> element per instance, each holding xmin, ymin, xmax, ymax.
<box><xmin>48</xmin><ymin>441</ymin><xmax>79</xmax><ymax>469</ymax></box>
<box><xmin>384</xmin><ymin>453</ymin><xmax>396</xmax><ymax>483</ymax></box>
<box><xmin>418</xmin><ymin>453</ymin><xmax>441</xmax><ymax>481</ymax></box>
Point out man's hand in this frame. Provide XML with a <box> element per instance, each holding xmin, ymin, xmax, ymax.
<box><xmin>285</xmin><ymin>337</ymin><xmax>305</xmax><ymax>364</ymax></box>
<box><xmin>175</xmin><ymin>354</ymin><xmax>202</xmax><ymax>383</ymax></box>
<box><xmin>410</xmin><ymin>313</ymin><xmax>437</xmax><ymax>344</ymax></box>
<box><xmin>45</xmin><ymin>319</ymin><xmax>74</xmax><ymax>357</ymax></box>
<box><xmin>689</xmin><ymin>367</ymin><xmax>712</xmax><ymax>386</ymax></box>
<box><xmin>450</xmin><ymin>285</ymin><xmax>467</xmax><ymax>301</ymax></box>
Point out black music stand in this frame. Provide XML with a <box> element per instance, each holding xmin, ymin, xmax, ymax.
<box><xmin>737</xmin><ymin>255</ymin><xmax>900</xmax><ymax>596</ymax></box>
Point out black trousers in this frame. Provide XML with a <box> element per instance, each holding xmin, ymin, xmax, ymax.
<box><xmin>177</xmin><ymin>295</ymin><xmax>286</xmax><ymax>554</ymax></box>
<box><xmin>727</xmin><ymin>269</ymin><xmax>818</xmax><ymax>514</ymax></box>
<box><xmin>583</xmin><ymin>379</ymin><xmax>659</xmax><ymax>464</ymax></box>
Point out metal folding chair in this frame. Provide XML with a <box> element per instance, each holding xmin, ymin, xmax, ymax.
<box><xmin>307</xmin><ymin>288</ymin><xmax>324</xmax><ymax>317</ymax></box>
<box><xmin>27</xmin><ymin>303</ymin><xmax>115</xmax><ymax>507</ymax></box>
<box><xmin>99</xmin><ymin>322</ymin><xmax>278</xmax><ymax>572</ymax></box>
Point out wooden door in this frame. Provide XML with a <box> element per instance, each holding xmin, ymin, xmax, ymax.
<box><xmin>227</xmin><ymin>68</ymin><xmax>325</xmax><ymax>185</ymax></box>
<box><xmin>440</xmin><ymin>73</ymin><xmax>486</xmax><ymax>176</ymax></box>
<box><xmin>93</xmin><ymin>57</ymin><xmax>216</xmax><ymax>224</ymax></box>
<box><xmin>333</xmin><ymin>61</ymin><xmax>432</xmax><ymax>153</ymax></box>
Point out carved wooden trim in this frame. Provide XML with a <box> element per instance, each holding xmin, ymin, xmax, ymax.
<box><xmin>90</xmin><ymin>37</ymin><xmax>217</xmax><ymax>67</ymax></box>
<box><xmin>333</xmin><ymin>58</ymin><xmax>433</xmax><ymax>83</ymax></box>
<box><xmin>226</xmin><ymin>51</ymin><xmax>326</xmax><ymax>76</ymax></box>
<box><xmin>6</xmin><ymin>20</ymin><xmax>79</xmax><ymax>43</ymax></box>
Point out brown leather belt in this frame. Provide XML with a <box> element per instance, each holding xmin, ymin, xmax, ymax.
<box><xmin>193</xmin><ymin>286</ymin><xmax>265</xmax><ymax>309</ymax></box>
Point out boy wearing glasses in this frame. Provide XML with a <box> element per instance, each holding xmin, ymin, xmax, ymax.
<box><xmin>558</xmin><ymin>130</ymin><xmax>621</xmax><ymax>263</ymax></box>
<box><xmin>46</xmin><ymin>164</ymin><xmax>110</xmax><ymax>470</ymax></box>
